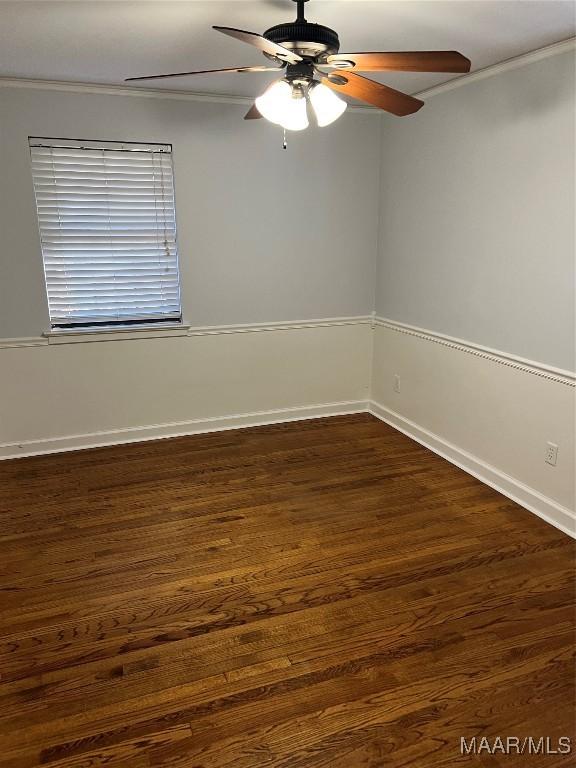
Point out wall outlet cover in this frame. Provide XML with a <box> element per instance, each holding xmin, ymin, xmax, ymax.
<box><xmin>545</xmin><ymin>442</ymin><xmax>558</xmax><ymax>466</ymax></box>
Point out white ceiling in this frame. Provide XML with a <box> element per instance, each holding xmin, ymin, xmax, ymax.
<box><xmin>0</xmin><ymin>1</ymin><xmax>574</xmax><ymax>98</ymax></box>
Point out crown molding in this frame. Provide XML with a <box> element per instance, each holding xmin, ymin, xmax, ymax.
<box><xmin>0</xmin><ymin>37</ymin><xmax>573</xmax><ymax>109</ymax></box>
<box><xmin>414</xmin><ymin>37</ymin><xmax>576</xmax><ymax>100</ymax></box>
<box><xmin>0</xmin><ymin>75</ymin><xmax>375</xmax><ymax>112</ymax></box>
<box><xmin>0</xmin><ymin>77</ymin><xmax>259</xmax><ymax>104</ymax></box>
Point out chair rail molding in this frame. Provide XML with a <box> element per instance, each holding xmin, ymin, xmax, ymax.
<box><xmin>0</xmin><ymin>316</ymin><xmax>373</xmax><ymax>348</ymax></box>
<box><xmin>1</xmin><ymin>313</ymin><xmax>573</xmax><ymax>538</ymax></box>
<box><xmin>374</xmin><ymin>317</ymin><xmax>575</xmax><ymax>387</ymax></box>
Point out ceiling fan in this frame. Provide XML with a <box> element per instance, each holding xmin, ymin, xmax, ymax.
<box><xmin>126</xmin><ymin>0</ymin><xmax>471</xmax><ymax>131</ymax></box>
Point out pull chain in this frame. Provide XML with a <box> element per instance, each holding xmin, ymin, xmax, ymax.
<box><xmin>283</xmin><ymin>128</ymin><xmax>287</xmax><ymax>150</ymax></box>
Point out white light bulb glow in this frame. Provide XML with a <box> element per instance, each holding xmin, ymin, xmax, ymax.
<box><xmin>309</xmin><ymin>83</ymin><xmax>347</xmax><ymax>127</ymax></box>
<box><xmin>255</xmin><ymin>80</ymin><xmax>309</xmax><ymax>131</ymax></box>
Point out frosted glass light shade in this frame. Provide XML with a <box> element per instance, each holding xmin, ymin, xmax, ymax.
<box><xmin>255</xmin><ymin>80</ymin><xmax>292</xmax><ymax>125</ymax></box>
<box><xmin>310</xmin><ymin>82</ymin><xmax>347</xmax><ymax>127</ymax></box>
<box><xmin>280</xmin><ymin>93</ymin><xmax>309</xmax><ymax>131</ymax></box>
<box><xmin>255</xmin><ymin>80</ymin><xmax>309</xmax><ymax>131</ymax></box>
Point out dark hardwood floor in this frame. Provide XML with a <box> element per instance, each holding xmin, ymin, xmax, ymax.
<box><xmin>0</xmin><ymin>413</ymin><xmax>574</xmax><ymax>767</ymax></box>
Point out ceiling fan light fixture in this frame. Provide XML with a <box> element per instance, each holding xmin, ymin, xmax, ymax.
<box><xmin>309</xmin><ymin>82</ymin><xmax>347</xmax><ymax>126</ymax></box>
<box><xmin>126</xmin><ymin>1</ymin><xmax>472</xmax><ymax>126</ymax></box>
<box><xmin>255</xmin><ymin>79</ymin><xmax>309</xmax><ymax>131</ymax></box>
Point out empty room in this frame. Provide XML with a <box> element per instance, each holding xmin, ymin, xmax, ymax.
<box><xmin>0</xmin><ymin>1</ymin><xmax>574</xmax><ymax>765</ymax></box>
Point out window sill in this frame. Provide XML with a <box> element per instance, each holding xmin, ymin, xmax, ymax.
<box><xmin>43</xmin><ymin>324</ymin><xmax>190</xmax><ymax>344</ymax></box>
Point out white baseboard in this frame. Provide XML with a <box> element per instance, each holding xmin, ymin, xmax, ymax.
<box><xmin>0</xmin><ymin>400</ymin><xmax>369</xmax><ymax>461</ymax></box>
<box><xmin>369</xmin><ymin>401</ymin><xmax>576</xmax><ymax>539</ymax></box>
<box><xmin>3</xmin><ymin>392</ymin><xmax>573</xmax><ymax>539</ymax></box>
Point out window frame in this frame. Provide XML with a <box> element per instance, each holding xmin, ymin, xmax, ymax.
<box><xmin>29</xmin><ymin>136</ymin><xmax>184</xmax><ymax>334</ymax></box>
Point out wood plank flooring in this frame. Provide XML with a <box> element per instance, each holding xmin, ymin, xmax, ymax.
<box><xmin>0</xmin><ymin>413</ymin><xmax>574</xmax><ymax>767</ymax></box>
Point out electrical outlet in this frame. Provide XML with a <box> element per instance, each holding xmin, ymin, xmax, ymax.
<box><xmin>545</xmin><ymin>442</ymin><xmax>558</xmax><ymax>466</ymax></box>
<box><xmin>393</xmin><ymin>374</ymin><xmax>401</xmax><ymax>393</ymax></box>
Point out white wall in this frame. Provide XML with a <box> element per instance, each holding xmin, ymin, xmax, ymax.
<box><xmin>0</xmin><ymin>322</ymin><xmax>372</xmax><ymax>456</ymax></box>
<box><xmin>0</xmin><ymin>86</ymin><xmax>380</xmax><ymax>339</ymax></box>
<box><xmin>376</xmin><ymin>49</ymin><xmax>575</xmax><ymax>371</ymax></box>
<box><xmin>372</xmin><ymin>46</ymin><xmax>575</xmax><ymax>534</ymax></box>
<box><xmin>0</xmin><ymin>85</ymin><xmax>378</xmax><ymax>460</ymax></box>
<box><xmin>371</xmin><ymin>323</ymin><xmax>575</xmax><ymax>535</ymax></box>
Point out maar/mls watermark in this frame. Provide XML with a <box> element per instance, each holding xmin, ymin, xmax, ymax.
<box><xmin>460</xmin><ymin>736</ymin><xmax>572</xmax><ymax>756</ymax></box>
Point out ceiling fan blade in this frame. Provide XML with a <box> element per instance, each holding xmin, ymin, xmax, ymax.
<box><xmin>126</xmin><ymin>66</ymin><xmax>284</xmax><ymax>82</ymax></box>
<box><xmin>324</xmin><ymin>51</ymin><xmax>471</xmax><ymax>73</ymax></box>
<box><xmin>213</xmin><ymin>26</ymin><xmax>302</xmax><ymax>65</ymax></box>
<box><xmin>244</xmin><ymin>103</ymin><xmax>262</xmax><ymax>120</ymax></box>
<box><xmin>322</xmin><ymin>72</ymin><xmax>424</xmax><ymax>116</ymax></box>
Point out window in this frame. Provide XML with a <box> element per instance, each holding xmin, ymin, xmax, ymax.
<box><xmin>29</xmin><ymin>138</ymin><xmax>182</xmax><ymax>330</ymax></box>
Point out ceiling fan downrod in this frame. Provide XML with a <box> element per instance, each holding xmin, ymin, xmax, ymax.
<box><xmin>294</xmin><ymin>0</ymin><xmax>309</xmax><ymax>23</ymax></box>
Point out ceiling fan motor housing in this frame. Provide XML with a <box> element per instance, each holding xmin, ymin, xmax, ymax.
<box><xmin>263</xmin><ymin>22</ymin><xmax>340</xmax><ymax>61</ymax></box>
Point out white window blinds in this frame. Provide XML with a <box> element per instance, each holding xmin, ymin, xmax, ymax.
<box><xmin>29</xmin><ymin>138</ymin><xmax>182</xmax><ymax>329</ymax></box>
